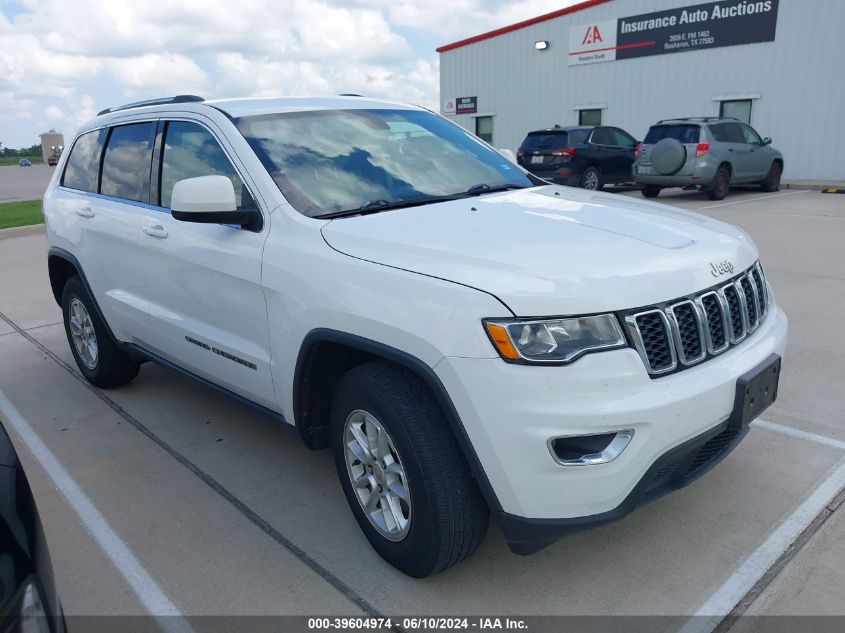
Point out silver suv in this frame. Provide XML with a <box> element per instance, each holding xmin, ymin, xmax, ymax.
<box><xmin>633</xmin><ymin>117</ymin><xmax>784</xmax><ymax>201</ymax></box>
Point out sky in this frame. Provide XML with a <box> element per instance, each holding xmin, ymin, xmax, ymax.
<box><xmin>0</xmin><ymin>0</ymin><xmax>581</xmax><ymax>149</ymax></box>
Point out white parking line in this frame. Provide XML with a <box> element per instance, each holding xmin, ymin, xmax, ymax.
<box><xmin>0</xmin><ymin>390</ymin><xmax>195</xmax><ymax>633</ymax></box>
<box><xmin>699</xmin><ymin>189</ymin><xmax>809</xmax><ymax>210</ymax></box>
<box><xmin>754</xmin><ymin>418</ymin><xmax>845</xmax><ymax>451</ymax></box>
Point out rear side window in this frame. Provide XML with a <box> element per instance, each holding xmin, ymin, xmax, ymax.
<box><xmin>590</xmin><ymin>127</ymin><xmax>615</xmax><ymax>145</ymax></box>
<box><xmin>709</xmin><ymin>124</ymin><xmax>729</xmax><ymax>142</ymax></box>
<box><xmin>644</xmin><ymin>125</ymin><xmax>700</xmax><ymax>144</ymax></box>
<box><xmin>159</xmin><ymin>121</ymin><xmax>253</xmax><ymax>209</ymax></box>
<box><xmin>521</xmin><ymin>132</ymin><xmax>567</xmax><ymax>150</ymax></box>
<box><xmin>101</xmin><ymin>122</ymin><xmax>156</xmax><ymax>203</ymax></box>
<box><xmin>62</xmin><ymin>129</ymin><xmax>106</xmax><ymax>193</ymax></box>
<box><xmin>722</xmin><ymin>123</ymin><xmax>746</xmax><ymax>143</ymax></box>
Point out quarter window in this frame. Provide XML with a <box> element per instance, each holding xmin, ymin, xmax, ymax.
<box><xmin>62</xmin><ymin>129</ymin><xmax>107</xmax><ymax>193</ymax></box>
<box><xmin>160</xmin><ymin>121</ymin><xmax>252</xmax><ymax>209</ymax></box>
<box><xmin>100</xmin><ymin>123</ymin><xmax>156</xmax><ymax>203</ymax></box>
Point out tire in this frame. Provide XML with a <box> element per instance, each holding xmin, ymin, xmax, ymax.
<box><xmin>580</xmin><ymin>166</ymin><xmax>602</xmax><ymax>190</ymax></box>
<box><xmin>760</xmin><ymin>162</ymin><xmax>782</xmax><ymax>192</ymax></box>
<box><xmin>706</xmin><ymin>165</ymin><xmax>731</xmax><ymax>201</ymax></box>
<box><xmin>330</xmin><ymin>361</ymin><xmax>489</xmax><ymax>577</ymax></box>
<box><xmin>61</xmin><ymin>275</ymin><xmax>140</xmax><ymax>388</ymax></box>
<box><xmin>641</xmin><ymin>185</ymin><xmax>661</xmax><ymax>198</ymax></box>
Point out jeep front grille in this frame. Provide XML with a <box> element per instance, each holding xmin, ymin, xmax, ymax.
<box><xmin>624</xmin><ymin>263</ymin><xmax>769</xmax><ymax>376</ymax></box>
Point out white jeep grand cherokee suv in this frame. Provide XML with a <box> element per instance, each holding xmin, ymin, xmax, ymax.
<box><xmin>43</xmin><ymin>95</ymin><xmax>788</xmax><ymax>577</ymax></box>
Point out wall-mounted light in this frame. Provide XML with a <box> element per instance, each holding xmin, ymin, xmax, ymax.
<box><xmin>535</xmin><ymin>40</ymin><xmax>549</xmax><ymax>50</ymax></box>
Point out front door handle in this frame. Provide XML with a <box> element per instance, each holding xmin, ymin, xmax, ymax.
<box><xmin>143</xmin><ymin>225</ymin><xmax>169</xmax><ymax>239</ymax></box>
<box><xmin>75</xmin><ymin>206</ymin><xmax>95</xmax><ymax>218</ymax></box>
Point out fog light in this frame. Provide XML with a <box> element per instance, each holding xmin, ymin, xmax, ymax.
<box><xmin>548</xmin><ymin>430</ymin><xmax>634</xmax><ymax>466</ymax></box>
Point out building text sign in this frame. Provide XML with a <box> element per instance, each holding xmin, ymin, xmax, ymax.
<box><xmin>455</xmin><ymin>96</ymin><xmax>478</xmax><ymax>114</ymax></box>
<box><xmin>569</xmin><ymin>0</ymin><xmax>779</xmax><ymax>65</ymax></box>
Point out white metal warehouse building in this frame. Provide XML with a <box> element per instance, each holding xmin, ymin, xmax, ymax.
<box><xmin>437</xmin><ymin>0</ymin><xmax>844</xmax><ymax>182</ymax></box>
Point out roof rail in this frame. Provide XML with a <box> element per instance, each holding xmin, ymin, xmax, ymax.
<box><xmin>97</xmin><ymin>95</ymin><xmax>205</xmax><ymax>116</ymax></box>
<box><xmin>656</xmin><ymin>116</ymin><xmax>738</xmax><ymax>124</ymax></box>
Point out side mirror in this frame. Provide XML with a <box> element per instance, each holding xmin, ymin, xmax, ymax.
<box><xmin>497</xmin><ymin>148</ymin><xmax>517</xmax><ymax>163</ymax></box>
<box><xmin>171</xmin><ymin>175</ymin><xmax>260</xmax><ymax>229</ymax></box>
<box><xmin>762</xmin><ymin>137</ymin><xmax>772</xmax><ymax>145</ymax></box>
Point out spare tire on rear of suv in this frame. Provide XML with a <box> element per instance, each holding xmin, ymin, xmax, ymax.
<box><xmin>651</xmin><ymin>138</ymin><xmax>687</xmax><ymax>175</ymax></box>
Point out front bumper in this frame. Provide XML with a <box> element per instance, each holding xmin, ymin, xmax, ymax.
<box><xmin>434</xmin><ymin>303</ymin><xmax>787</xmax><ymax>553</ymax></box>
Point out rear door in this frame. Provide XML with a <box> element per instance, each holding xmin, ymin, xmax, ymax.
<box><xmin>638</xmin><ymin>124</ymin><xmax>700</xmax><ymax>176</ymax></box>
<box><xmin>54</xmin><ymin>123</ymin><xmax>151</xmax><ymax>341</ymax></box>
<box><xmin>588</xmin><ymin>127</ymin><xmax>626</xmax><ymax>179</ymax></box>
<box><xmin>134</xmin><ymin>117</ymin><xmax>276</xmax><ymax>408</ymax></box>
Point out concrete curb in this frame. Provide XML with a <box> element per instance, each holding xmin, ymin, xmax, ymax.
<box><xmin>0</xmin><ymin>223</ymin><xmax>45</xmax><ymax>240</ymax></box>
<box><xmin>782</xmin><ymin>181</ymin><xmax>845</xmax><ymax>191</ymax></box>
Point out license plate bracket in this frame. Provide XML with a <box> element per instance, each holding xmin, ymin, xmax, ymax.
<box><xmin>728</xmin><ymin>354</ymin><xmax>781</xmax><ymax>430</ymax></box>
<box><xmin>531</xmin><ymin>156</ymin><xmax>544</xmax><ymax>164</ymax></box>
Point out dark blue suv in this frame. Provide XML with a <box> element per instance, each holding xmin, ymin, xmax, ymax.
<box><xmin>517</xmin><ymin>125</ymin><xmax>639</xmax><ymax>190</ymax></box>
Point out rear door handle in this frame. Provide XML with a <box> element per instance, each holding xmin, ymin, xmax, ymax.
<box><xmin>75</xmin><ymin>207</ymin><xmax>95</xmax><ymax>218</ymax></box>
<box><xmin>143</xmin><ymin>225</ymin><xmax>168</xmax><ymax>239</ymax></box>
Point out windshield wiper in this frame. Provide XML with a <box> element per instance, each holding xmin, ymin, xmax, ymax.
<box><xmin>313</xmin><ymin>194</ymin><xmax>465</xmax><ymax>219</ymax></box>
<box><xmin>465</xmin><ymin>183</ymin><xmax>531</xmax><ymax>196</ymax></box>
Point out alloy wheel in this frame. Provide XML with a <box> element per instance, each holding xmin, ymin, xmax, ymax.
<box><xmin>343</xmin><ymin>409</ymin><xmax>411</xmax><ymax>541</ymax></box>
<box><xmin>583</xmin><ymin>170</ymin><xmax>599</xmax><ymax>190</ymax></box>
<box><xmin>68</xmin><ymin>297</ymin><xmax>98</xmax><ymax>369</ymax></box>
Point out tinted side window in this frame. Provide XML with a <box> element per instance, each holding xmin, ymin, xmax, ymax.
<box><xmin>723</xmin><ymin>123</ymin><xmax>746</xmax><ymax>144</ymax></box>
<box><xmin>160</xmin><ymin>121</ymin><xmax>252</xmax><ymax>209</ymax></box>
<box><xmin>101</xmin><ymin>123</ymin><xmax>156</xmax><ymax>203</ymax></box>
<box><xmin>611</xmin><ymin>128</ymin><xmax>637</xmax><ymax>147</ymax></box>
<box><xmin>740</xmin><ymin>124</ymin><xmax>762</xmax><ymax>144</ymax></box>
<box><xmin>590</xmin><ymin>127</ymin><xmax>614</xmax><ymax>145</ymax></box>
<box><xmin>709</xmin><ymin>124</ymin><xmax>728</xmax><ymax>143</ymax></box>
<box><xmin>62</xmin><ymin>129</ymin><xmax>107</xmax><ymax>193</ymax></box>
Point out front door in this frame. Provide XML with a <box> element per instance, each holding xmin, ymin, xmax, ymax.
<box><xmin>135</xmin><ymin>118</ymin><xmax>277</xmax><ymax>409</ymax></box>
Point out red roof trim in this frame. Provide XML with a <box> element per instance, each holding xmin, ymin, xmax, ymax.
<box><xmin>436</xmin><ymin>0</ymin><xmax>613</xmax><ymax>53</ymax></box>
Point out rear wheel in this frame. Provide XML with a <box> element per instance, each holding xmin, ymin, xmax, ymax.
<box><xmin>330</xmin><ymin>361</ymin><xmax>488</xmax><ymax>577</ymax></box>
<box><xmin>61</xmin><ymin>276</ymin><xmax>140</xmax><ymax>387</ymax></box>
<box><xmin>641</xmin><ymin>185</ymin><xmax>661</xmax><ymax>198</ymax></box>
<box><xmin>706</xmin><ymin>166</ymin><xmax>731</xmax><ymax>201</ymax></box>
<box><xmin>581</xmin><ymin>166</ymin><xmax>602</xmax><ymax>190</ymax></box>
<box><xmin>760</xmin><ymin>162</ymin><xmax>782</xmax><ymax>192</ymax></box>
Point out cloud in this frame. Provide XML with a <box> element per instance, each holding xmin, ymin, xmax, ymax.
<box><xmin>0</xmin><ymin>0</ymin><xmax>570</xmax><ymax>147</ymax></box>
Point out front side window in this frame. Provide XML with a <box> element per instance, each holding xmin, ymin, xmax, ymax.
<box><xmin>720</xmin><ymin>99</ymin><xmax>752</xmax><ymax>124</ymax></box>
<box><xmin>611</xmin><ymin>128</ymin><xmax>637</xmax><ymax>147</ymax></box>
<box><xmin>100</xmin><ymin>122</ymin><xmax>156</xmax><ymax>203</ymax></box>
<box><xmin>739</xmin><ymin>124</ymin><xmax>763</xmax><ymax>145</ymax></box>
<box><xmin>160</xmin><ymin>121</ymin><xmax>251</xmax><ymax>209</ymax></box>
<box><xmin>62</xmin><ymin>129</ymin><xmax>106</xmax><ymax>193</ymax></box>
<box><xmin>235</xmin><ymin>109</ymin><xmax>533</xmax><ymax>218</ymax></box>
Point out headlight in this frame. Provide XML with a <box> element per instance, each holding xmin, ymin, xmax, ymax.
<box><xmin>484</xmin><ymin>314</ymin><xmax>626</xmax><ymax>363</ymax></box>
<box><xmin>17</xmin><ymin>578</ymin><xmax>51</xmax><ymax>633</ymax></box>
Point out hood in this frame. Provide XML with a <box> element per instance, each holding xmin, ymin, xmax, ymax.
<box><xmin>321</xmin><ymin>185</ymin><xmax>758</xmax><ymax>316</ymax></box>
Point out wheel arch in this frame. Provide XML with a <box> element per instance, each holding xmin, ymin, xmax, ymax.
<box><xmin>293</xmin><ymin>328</ymin><xmax>502</xmax><ymax>512</ymax></box>
<box><xmin>47</xmin><ymin>247</ymin><xmax>123</xmax><ymax>348</ymax></box>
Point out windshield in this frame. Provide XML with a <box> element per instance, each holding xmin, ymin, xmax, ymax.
<box><xmin>235</xmin><ymin>109</ymin><xmax>534</xmax><ymax>217</ymax></box>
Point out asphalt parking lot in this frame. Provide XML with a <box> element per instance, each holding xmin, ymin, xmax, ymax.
<box><xmin>1</xmin><ymin>176</ymin><xmax>844</xmax><ymax>630</ymax></box>
<box><xmin>0</xmin><ymin>163</ymin><xmax>56</xmax><ymax>202</ymax></box>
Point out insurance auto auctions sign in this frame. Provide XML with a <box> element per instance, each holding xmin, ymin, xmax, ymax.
<box><xmin>569</xmin><ymin>0</ymin><xmax>779</xmax><ymax>65</ymax></box>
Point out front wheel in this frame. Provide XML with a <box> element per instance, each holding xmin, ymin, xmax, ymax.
<box><xmin>581</xmin><ymin>166</ymin><xmax>602</xmax><ymax>190</ymax></box>
<box><xmin>706</xmin><ymin>166</ymin><xmax>731</xmax><ymax>201</ymax></box>
<box><xmin>330</xmin><ymin>361</ymin><xmax>488</xmax><ymax>577</ymax></box>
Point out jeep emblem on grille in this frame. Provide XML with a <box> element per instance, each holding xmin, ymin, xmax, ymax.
<box><xmin>710</xmin><ymin>260</ymin><xmax>735</xmax><ymax>277</ymax></box>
